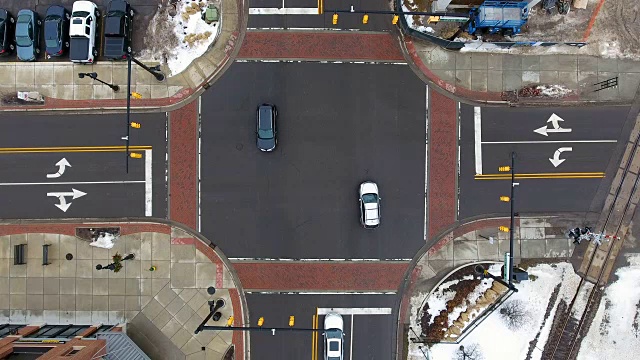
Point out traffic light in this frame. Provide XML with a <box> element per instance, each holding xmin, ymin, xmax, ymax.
<box><xmin>332</xmin><ymin>13</ymin><xmax>338</xmax><ymax>24</ymax></box>
<box><xmin>392</xmin><ymin>15</ymin><xmax>399</xmax><ymax>24</ymax></box>
<box><xmin>227</xmin><ymin>316</ymin><xmax>234</xmax><ymax>327</ymax></box>
<box><xmin>130</xmin><ymin>122</ymin><xmax>141</xmax><ymax>128</ymax></box>
<box><xmin>257</xmin><ymin>317</ymin><xmax>264</xmax><ymax>327</ymax></box>
<box><xmin>499</xmin><ymin>226</ymin><xmax>509</xmax><ymax>232</ymax></box>
<box><xmin>130</xmin><ymin>152</ymin><xmax>143</xmax><ymax>159</ymax></box>
<box><xmin>289</xmin><ymin>316</ymin><xmax>295</xmax><ymax>327</ymax></box>
<box><xmin>131</xmin><ymin>92</ymin><xmax>142</xmax><ymax>99</ymax></box>
<box><xmin>362</xmin><ymin>14</ymin><xmax>368</xmax><ymax>24</ymax></box>
<box><xmin>500</xmin><ymin>196</ymin><xmax>510</xmax><ymax>202</ymax></box>
<box><xmin>499</xmin><ymin>166</ymin><xmax>511</xmax><ymax>172</ymax></box>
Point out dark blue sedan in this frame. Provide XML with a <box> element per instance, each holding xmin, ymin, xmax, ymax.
<box><xmin>44</xmin><ymin>6</ymin><xmax>70</xmax><ymax>58</ymax></box>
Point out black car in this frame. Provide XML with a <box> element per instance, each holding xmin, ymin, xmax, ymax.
<box><xmin>103</xmin><ymin>0</ymin><xmax>133</xmax><ymax>60</ymax></box>
<box><xmin>256</xmin><ymin>104</ymin><xmax>277</xmax><ymax>152</ymax></box>
<box><xmin>44</xmin><ymin>5</ymin><xmax>70</xmax><ymax>58</ymax></box>
<box><xmin>0</xmin><ymin>9</ymin><xmax>15</xmax><ymax>56</ymax></box>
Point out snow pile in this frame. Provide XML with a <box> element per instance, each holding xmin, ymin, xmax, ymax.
<box><xmin>89</xmin><ymin>233</ymin><xmax>117</xmax><ymax>249</ymax></box>
<box><xmin>537</xmin><ymin>85</ymin><xmax>573</xmax><ymax>97</ymax></box>
<box><xmin>165</xmin><ymin>1</ymin><xmax>220</xmax><ymax>76</ymax></box>
<box><xmin>411</xmin><ymin>262</ymin><xmax>581</xmax><ymax>360</ymax></box>
<box><xmin>578</xmin><ymin>254</ymin><xmax>640</xmax><ymax>360</ymax></box>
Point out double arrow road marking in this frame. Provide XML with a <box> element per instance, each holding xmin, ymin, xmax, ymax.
<box><xmin>46</xmin><ymin>188</ymin><xmax>87</xmax><ymax>212</ymax></box>
<box><xmin>475</xmin><ymin>110</ymin><xmax>615</xmax><ymax>178</ymax></box>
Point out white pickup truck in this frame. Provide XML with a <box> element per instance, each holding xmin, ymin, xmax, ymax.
<box><xmin>69</xmin><ymin>1</ymin><xmax>99</xmax><ymax>63</ymax></box>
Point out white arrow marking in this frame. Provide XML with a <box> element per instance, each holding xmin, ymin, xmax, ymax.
<box><xmin>46</xmin><ymin>158</ymin><xmax>71</xmax><ymax>178</ymax></box>
<box><xmin>534</xmin><ymin>113</ymin><xmax>572</xmax><ymax>136</ymax></box>
<box><xmin>47</xmin><ymin>188</ymin><xmax>87</xmax><ymax>212</ymax></box>
<box><xmin>549</xmin><ymin>147</ymin><xmax>573</xmax><ymax>167</ymax></box>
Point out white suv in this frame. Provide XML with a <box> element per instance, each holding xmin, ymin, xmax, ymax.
<box><xmin>69</xmin><ymin>1</ymin><xmax>99</xmax><ymax>63</ymax></box>
<box><xmin>323</xmin><ymin>313</ymin><xmax>344</xmax><ymax>360</ymax></box>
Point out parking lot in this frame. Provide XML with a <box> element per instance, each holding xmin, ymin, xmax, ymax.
<box><xmin>200</xmin><ymin>62</ymin><xmax>427</xmax><ymax>259</ymax></box>
<box><xmin>0</xmin><ymin>0</ymin><xmax>161</xmax><ymax>62</ymax></box>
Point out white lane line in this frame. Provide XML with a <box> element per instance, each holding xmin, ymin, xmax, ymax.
<box><xmin>317</xmin><ymin>308</ymin><xmax>392</xmax><ymax>315</ymax></box>
<box><xmin>228</xmin><ymin>258</ymin><xmax>411</xmax><ymax>261</ymax></box>
<box><xmin>198</xmin><ymin>96</ymin><xmax>202</xmax><ymax>232</ymax></box>
<box><xmin>0</xmin><ymin>180</ymin><xmax>145</xmax><ymax>186</ymax></box>
<box><xmin>474</xmin><ymin>106</ymin><xmax>482</xmax><ymax>175</ymax></box>
<box><xmin>350</xmin><ymin>314</ymin><xmax>354</xmax><ymax>360</ymax></box>
<box><xmin>482</xmin><ymin>140</ymin><xmax>617</xmax><ymax>144</ymax></box>
<box><xmin>249</xmin><ymin>8</ymin><xmax>320</xmax><ymax>15</ymax></box>
<box><xmin>245</xmin><ymin>291</ymin><xmax>397</xmax><ymax>295</ymax></box>
<box><xmin>145</xmin><ymin>149</ymin><xmax>152</xmax><ymax>216</ymax></box>
<box><xmin>424</xmin><ymin>85</ymin><xmax>429</xmax><ymax>242</ymax></box>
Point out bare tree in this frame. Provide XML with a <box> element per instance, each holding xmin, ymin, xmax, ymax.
<box><xmin>499</xmin><ymin>299</ymin><xmax>530</xmax><ymax>330</ymax></box>
<box><xmin>454</xmin><ymin>343</ymin><xmax>484</xmax><ymax>360</ymax></box>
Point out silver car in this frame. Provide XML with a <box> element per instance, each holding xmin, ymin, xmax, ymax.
<box><xmin>359</xmin><ymin>181</ymin><xmax>380</xmax><ymax>228</ymax></box>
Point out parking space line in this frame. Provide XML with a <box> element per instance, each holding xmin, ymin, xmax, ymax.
<box><xmin>424</xmin><ymin>85</ymin><xmax>429</xmax><ymax>241</ymax></box>
<box><xmin>350</xmin><ymin>314</ymin><xmax>354</xmax><ymax>360</ymax></box>
<box><xmin>145</xmin><ymin>149</ymin><xmax>152</xmax><ymax>216</ymax></box>
<box><xmin>474</xmin><ymin>106</ymin><xmax>482</xmax><ymax>175</ymax></box>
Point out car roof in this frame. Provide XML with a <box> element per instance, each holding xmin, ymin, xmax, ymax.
<box><xmin>258</xmin><ymin>106</ymin><xmax>273</xmax><ymax>127</ymax></box>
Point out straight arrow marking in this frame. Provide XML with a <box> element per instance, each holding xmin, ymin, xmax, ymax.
<box><xmin>549</xmin><ymin>147</ymin><xmax>573</xmax><ymax>167</ymax></box>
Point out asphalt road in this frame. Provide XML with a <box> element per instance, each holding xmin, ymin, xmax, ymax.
<box><xmin>200</xmin><ymin>62</ymin><xmax>426</xmax><ymax>259</ymax></box>
<box><xmin>0</xmin><ymin>112</ymin><xmax>166</xmax><ymax>219</ymax></box>
<box><xmin>246</xmin><ymin>293</ymin><xmax>397</xmax><ymax>359</ymax></box>
<box><xmin>248</xmin><ymin>0</ymin><xmax>392</xmax><ymax>30</ymax></box>
<box><xmin>459</xmin><ymin>104</ymin><xmax>633</xmax><ymax>219</ymax></box>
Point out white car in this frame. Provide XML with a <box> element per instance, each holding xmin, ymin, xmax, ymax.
<box><xmin>323</xmin><ymin>313</ymin><xmax>344</xmax><ymax>360</ymax></box>
<box><xmin>69</xmin><ymin>1</ymin><xmax>99</xmax><ymax>63</ymax></box>
<box><xmin>359</xmin><ymin>181</ymin><xmax>380</xmax><ymax>228</ymax></box>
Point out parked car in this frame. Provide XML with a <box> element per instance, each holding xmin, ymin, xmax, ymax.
<box><xmin>323</xmin><ymin>313</ymin><xmax>344</xmax><ymax>360</ymax></box>
<box><xmin>359</xmin><ymin>181</ymin><xmax>380</xmax><ymax>228</ymax></box>
<box><xmin>44</xmin><ymin>5</ymin><xmax>70</xmax><ymax>58</ymax></box>
<box><xmin>70</xmin><ymin>1</ymin><xmax>99</xmax><ymax>63</ymax></box>
<box><xmin>15</xmin><ymin>9</ymin><xmax>41</xmax><ymax>61</ymax></box>
<box><xmin>0</xmin><ymin>9</ymin><xmax>15</xmax><ymax>56</ymax></box>
<box><xmin>256</xmin><ymin>104</ymin><xmax>277</xmax><ymax>152</ymax></box>
<box><xmin>103</xmin><ymin>0</ymin><xmax>133</xmax><ymax>60</ymax></box>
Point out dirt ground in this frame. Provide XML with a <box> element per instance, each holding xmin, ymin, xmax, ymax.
<box><xmin>136</xmin><ymin>0</ymin><xmax>179</xmax><ymax>62</ymax></box>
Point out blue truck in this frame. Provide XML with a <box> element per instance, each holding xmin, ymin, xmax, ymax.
<box><xmin>467</xmin><ymin>1</ymin><xmax>529</xmax><ymax>36</ymax></box>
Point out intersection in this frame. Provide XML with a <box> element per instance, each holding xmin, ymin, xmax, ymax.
<box><xmin>0</xmin><ymin>1</ymin><xmax>638</xmax><ymax>359</ymax></box>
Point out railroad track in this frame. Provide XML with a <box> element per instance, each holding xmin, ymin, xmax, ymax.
<box><xmin>544</xmin><ymin>114</ymin><xmax>640</xmax><ymax>360</ymax></box>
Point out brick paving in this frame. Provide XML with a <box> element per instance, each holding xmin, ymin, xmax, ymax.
<box><xmin>233</xmin><ymin>262</ymin><xmax>409</xmax><ymax>291</ymax></box>
<box><xmin>169</xmin><ymin>100</ymin><xmax>199</xmax><ymax>230</ymax></box>
<box><xmin>238</xmin><ymin>31</ymin><xmax>405</xmax><ymax>61</ymax></box>
<box><xmin>427</xmin><ymin>90</ymin><xmax>458</xmax><ymax>240</ymax></box>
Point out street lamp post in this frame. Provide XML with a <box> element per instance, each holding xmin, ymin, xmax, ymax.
<box><xmin>78</xmin><ymin>72</ymin><xmax>119</xmax><ymax>92</ymax></box>
<box><xmin>123</xmin><ymin>53</ymin><xmax>165</xmax><ymax>172</ymax></box>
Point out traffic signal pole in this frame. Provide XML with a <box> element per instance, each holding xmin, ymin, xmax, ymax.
<box><xmin>508</xmin><ymin>152</ymin><xmax>516</xmax><ymax>290</ymax></box>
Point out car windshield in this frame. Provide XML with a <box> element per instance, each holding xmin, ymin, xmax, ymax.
<box><xmin>362</xmin><ymin>193</ymin><xmax>377</xmax><ymax>203</ymax></box>
<box><xmin>258</xmin><ymin>129</ymin><xmax>274</xmax><ymax>139</ymax></box>
<box><xmin>72</xmin><ymin>11</ymin><xmax>90</xmax><ymax>18</ymax></box>
<box><xmin>325</xmin><ymin>329</ymin><xmax>342</xmax><ymax>339</ymax></box>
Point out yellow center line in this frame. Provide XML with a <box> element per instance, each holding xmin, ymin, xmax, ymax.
<box><xmin>0</xmin><ymin>146</ymin><xmax>152</xmax><ymax>154</ymax></box>
<box><xmin>475</xmin><ymin>172</ymin><xmax>605</xmax><ymax>180</ymax></box>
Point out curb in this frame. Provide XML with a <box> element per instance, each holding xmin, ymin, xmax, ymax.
<box><xmin>0</xmin><ymin>216</ymin><xmax>250</xmax><ymax>360</ymax></box>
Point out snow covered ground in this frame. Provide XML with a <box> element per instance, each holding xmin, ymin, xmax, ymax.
<box><xmin>140</xmin><ymin>1</ymin><xmax>221</xmax><ymax>76</ymax></box>
<box><xmin>408</xmin><ymin>262</ymin><xmax>581</xmax><ymax>360</ymax></box>
<box><xmin>577</xmin><ymin>254</ymin><xmax>640</xmax><ymax>360</ymax></box>
<box><xmin>408</xmin><ymin>256</ymin><xmax>640</xmax><ymax>359</ymax></box>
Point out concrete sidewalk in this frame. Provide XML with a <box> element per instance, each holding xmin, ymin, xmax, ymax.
<box><xmin>0</xmin><ymin>220</ymin><xmax>247</xmax><ymax>360</ymax></box>
<box><xmin>403</xmin><ymin>37</ymin><xmax>640</xmax><ymax>105</ymax></box>
<box><xmin>0</xmin><ymin>0</ymin><xmax>244</xmax><ymax>113</ymax></box>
